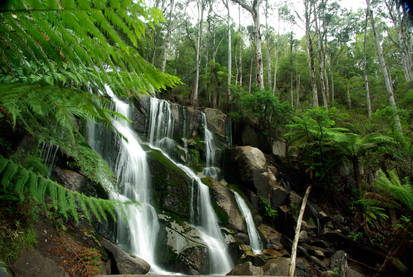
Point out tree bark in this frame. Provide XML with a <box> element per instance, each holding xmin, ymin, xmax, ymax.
<box><xmin>304</xmin><ymin>0</ymin><xmax>319</xmax><ymax>107</ymax></box>
<box><xmin>222</xmin><ymin>0</ymin><xmax>232</xmax><ymax>105</ymax></box>
<box><xmin>313</xmin><ymin>1</ymin><xmax>328</xmax><ymax>107</ymax></box>
<box><xmin>192</xmin><ymin>0</ymin><xmax>205</xmax><ymax>106</ymax></box>
<box><xmin>232</xmin><ymin>0</ymin><xmax>264</xmax><ymax>90</ymax></box>
<box><xmin>366</xmin><ymin>0</ymin><xmax>403</xmax><ymax>136</ymax></box>
<box><xmin>238</xmin><ymin>5</ymin><xmax>243</xmax><ymax>87</ymax></box>
<box><xmin>161</xmin><ymin>0</ymin><xmax>175</xmax><ymax>73</ymax></box>
<box><xmin>363</xmin><ymin>9</ymin><xmax>372</xmax><ymax>118</ymax></box>
<box><xmin>265</xmin><ymin>0</ymin><xmax>272</xmax><ymax>89</ymax></box>
<box><xmin>296</xmin><ymin>74</ymin><xmax>301</xmax><ymax>111</ymax></box>
<box><xmin>289</xmin><ymin>186</ymin><xmax>312</xmax><ymax>277</ymax></box>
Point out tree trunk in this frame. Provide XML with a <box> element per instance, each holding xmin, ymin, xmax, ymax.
<box><xmin>238</xmin><ymin>5</ymin><xmax>243</xmax><ymax>87</ymax></box>
<box><xmin>313</xmin><ymin>2</ymin><xmax>328</xmax><ymax>107</ymax></box>
<box><xmin>161</xmin><ymin>0</ymin><xmax>175</xmax><ymax>73</ymax></box>
<box><xmin>232</xmin><ymin>0</ymin><xmax>264</xmax><ymax>90</ymax></box>
<box><xmin>265</xmin><ymin>0</ymin><xmax>272</xmax><ymax>89</ymax></box>
<box><xmin>273</xmin><ymin>47</ymin><xmax>278</xmax><ymax>96</ymax></box>
<box><xmin>248</xmin><ymin>56</ymin><xmax>253</xmax><ymax>94</ymax></box>
<box><xmin>363</xmin><ymin>9</ymin><xmax>372</xmax><ymax>118</ymax></box>
<box><xmin>366</xmin><ymin>0</ymin><xmax>403</xmax><ymax>136</ymax></box>
<box><xmin>289</xmin><ymin>186</ymin><xmax>312</xmax><ymax>277</ymax></box>
<box><xmin>352</xmin><ymin>156</ymin><xmax>362</xmax><ymax>189</ymax></box>
<box><xmin>192</xmin><ymin>0</ymin><xmax>204</xmax><ymax>106</ymax></box>
<box><xmin>225</xmin><ymin>0</ymin><xmax>232</xmax><ymax>105</ymax></box>
<box><xmin>346</xmin><ymin>82</ymin><xmax>352</xmax><ymax>110</ymax></box>
<box><xmin>304</xmin><ymin>0</ymin><xmax>319</xmax><ymax>107</ymax></box>
<box><xmin>296</xmin><ymin>74</ymin><xmax>301</xmax><ymax>111</ymax></box>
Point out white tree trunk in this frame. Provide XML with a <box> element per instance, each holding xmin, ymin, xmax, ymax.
<box><xmin>192</xmin><ymin>0</ymin><xmax>204</xmax><ymax>105</ymax></box>
<box><xmin>225</xmin><ymin>0</ymin><xmax>232</xmax><ymax>104</ymax></box>
<box><xmin>161</xmin><ymin>0</ymin><xmax>175</xmax><ymax>73</ymax></box>
<box><xmin>363</xmin><ymin>9</ymin><xmax>372</xmax><ymax>118</ymax></box>
<box><xmin>304</xmin><ymin>0</ymin><xmax>319</xmax><ymax>107</ymax></box>
<box><xmin>265</xmin><ymin>0</ymin><xmax>272</xmax><ymax>89</ymax></box>
<box><xmin>366</xmin><ymin>0</ymin><xmax>403</xmax><ymax>135</ymax></box>
<box><xmin>273</xmin><ymin>48</ymin><xmax>278</xmax><ymax>96</ymax></box>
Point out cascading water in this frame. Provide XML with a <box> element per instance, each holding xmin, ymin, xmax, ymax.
<box><xmin>40</xmin><ymin>142</ymin><xmax>59</xmax><ymax>177</ymax></box>
<box><xmin>148</xmin><ymin>98</ymin><xmax>233</xmax><ymax>274</ymax></box>
<box><xmin>233</xmin><ymin>191</ymin><xmax>263</xmax><ymax>254</ymax></box>
<box><xmin>202</xmin><ymin>114</ymin><xmax>218</xmax><ymax>179</ymax></box>
<box><xmin>148</xmin><ymin>97</ymin><xmax>175</xmax><ymax>154</ymax></box>
<box><xmin>87</xmin><ymin>86</ymin><xmax>168</xmax><ymax>273</ymax></box>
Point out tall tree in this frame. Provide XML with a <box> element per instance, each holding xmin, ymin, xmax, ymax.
<box><xmin>363</xmin><ymin>9</ymin><xmax>372</xmax><ymax>118</ymax></box>
<box><xmin>192</xmin><ymin>0</ymin><xmax>206</xmax><ymax>105</ymax></box>
<box><xmin>264</xmin><ymin>0</ymin><xmax>272</xmax><ymax>89</ymax></box>
<box><xmin>384</xmin><ymin>0</ymin><xmax>413</xmax><ymax>81</ymax></box>
<box><xmin>303</xmin><ymin>0</ymin><xmax>319</xmax><ymax>107</ymax></box>
<box><xmin>366</xmin><ymin>0</ymin><xmax>403</xmax><ymax>135</ymax></box>
<box><xmin>222</xmin><ymin>0</ymin><xmax>232</xmax><ymax>105</ymax></box>
<box><xmin>161</xmin><ymin>0</ymin><xmax>176</xmax><ymax>72</ymax></box>
<box><xmin>231</xmin><ymin>0</ymin><xmax>265</xmax><ymax>89</ymax></box>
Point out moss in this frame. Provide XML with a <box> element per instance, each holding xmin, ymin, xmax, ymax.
<box><xmin>145</xmin><ymin>146</ymin><xmax>183</xmax><ymax>175</ymax></box>
<box><xmin>212</xmin><ymin>202</ymin><xmax>229</xmax><ymax>226</ymax></box>
<box><xmin>200</xmin><ymin>177</ymin><xmax>213</xmax><ymax>188</ymax></box>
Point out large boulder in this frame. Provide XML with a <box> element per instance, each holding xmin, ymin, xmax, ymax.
<box><xmin>100</xmin><ymin>238</ymin><xmax>150</xmax><ymax>274</ymax></box>
<box><xmin>54</xmin><ymin>167</ymin><xmax>108</xmax><ymax>198</ymax></box>
<box><xmin>263</xmin><ymin>257</ymin><xmax>290</xmax><ymax>275</ymax></box>
<box><xmin>258</xmin><ymin>224</ymin><xmax>283</xmax><ymax>251</ymax></box>
<box><xmin>224</xmin><ymin>146</ymin><xmax>277</xmax><ymax>199</ymax></box>
<box><xmin>13</xmin><ymin>249</ymin><xmax>69</xmax><ymax>277</ymax></box>
<box><xmin>157</xmin><ymin>214</ymin><xmax>209</xmax><ymax>274</ymax></box>
<box><xmin>206</xmin><ymin>178</ymin><xmax>246</xmax><ymax>233</ymax></box>
<box><xmin>227</xmin><ymin>261</ymin><xmax>263</xmax><ymax>275</ymax></box>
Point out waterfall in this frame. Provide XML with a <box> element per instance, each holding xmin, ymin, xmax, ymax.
<box><xmin>148</xmin><ymin>97</ymin><xmax>175</xmax><ymax>154</ymax></box>
<box><xmin>233</xmin><ymin>191</ymin><xmax>263</xmax><ymax>254</ymax></box>
<box><xmin>202</xmin><ymin>114</ymin><xmax>218</xmax><ymax>178</ymax></box>
<box><xmin>40</xmin><ymin>142</ymin><xmax>59</xmax><ymax>177</ymax></box>
<box><xmin>87</xmin><ymin>86</ymin><xmax>169</xmax><ymax>273</ymax></box>
<box><xmin>148</xmin><ymin>98</ymin><xmax>233</xmax><ymax>274</ymax></box>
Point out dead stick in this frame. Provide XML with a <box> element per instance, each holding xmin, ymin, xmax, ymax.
<box><xmin>289</xmin><ymin>185</ymin><xmax>312</xmax><ymax>277</ymax></box>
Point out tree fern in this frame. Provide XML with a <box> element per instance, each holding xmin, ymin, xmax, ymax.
<box><xmin>0</xmin><ymin>155</ymin><xmax>123</xmax><ymax>224</ymax></box>
<box><xmin>374</xmin><ymin>169</ymin><xmax>413</xmax><ymax>212</ymax></box>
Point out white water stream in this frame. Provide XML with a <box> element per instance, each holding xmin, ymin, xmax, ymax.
<box><xmin>233</xmin><ymin>192</ymin><xmax>263</xmax><ymax>254</ymax></box>
<box><xmin>148</xmin><ymin>98</ymin><xmax>233</xmax><ymax>274</ymax></box>
<box><xmin>88</xmin><ymin>87</ymin><xmax>169</xmax><ymax>273</ymax></box>
<box><xmin>202</xmin><ymin>114</ymin><xmax>218</xmax><ymax>179</ymax></box>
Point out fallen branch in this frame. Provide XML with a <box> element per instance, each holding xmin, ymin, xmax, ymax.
<box><xmin>289</xmin><ymin>185</ymin><xmax>312</xmax><ymax>276</ymax></box>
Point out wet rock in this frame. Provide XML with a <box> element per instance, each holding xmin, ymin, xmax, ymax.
<box><xmin>157</xmin><ymin>214</ymin><xmax>210</xmax><ymax>274</ymax></box>
<box><xmin>100</xmin><ymin>238</ymin><xmax>150</xmax><ymax>274</ymax></box>
<box><xmin>146</xmin><ymin>148</ymin><xmax>192</xmax><ymax>219</ymax></box>
<box><xmin>263</xmin><ymin>257</ymin><xmax>290</xmax><ymax>275</ymax></box>
<box><xmin>258</xmin><ymin>224</ymin><xmax>283</xmax><ymax>250</ymax></box>
<box><xmin>227</xmin><ymin>261</ymin><xmax>263</xmax><ymax>275</ymax></box>
<box><xmin>13</xmin><ymin>249</ymin><xmax>69</xmax><ymax>277</ymax></box>
<box><xmin>207</xmin><ymin>178</ymin><xmax>246</xmax><ymax>232</ymax></box>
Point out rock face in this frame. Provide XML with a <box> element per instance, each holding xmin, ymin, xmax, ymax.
<box><xmin>100</xmin><ymin>238</ymin><xmax>150</xmax><ymax>274</ymax></box>
<box><xmin>258</xmin><ymin>224</ymin><xmax>283</xmax><ymax>250</ymax></box>
<box><xmin>13</xmin><ymin>249</ymin><xmax>69</xmax><ymax>277</ymax></box>
<box><xmin>224</xmin><ymin>146</ymin><xmax>278</xmax><ymax>199</ymax></box>
<box><xmin>227</xmin><ymin>261</ymin><xmax>263</xmax><ymax>275</ymax></box>
<box><xmin>207</xmin><ymin>178</ymin><xmax>246</xmax><ymax>233</ymax></box>
<box><xmin>157</xmin><ymin>214</ymin><xmax>209</xmax><ymax>274</ymax></box>
<box><xmin>54</xmin><ymin>167</ymin><xmax>108</xmax><ymax>198</ymax></box>
<box><xmin>262</xmin><ymin>257</ymin><xmax>291</xmax><ymax>275</ymax></box>
<box><xmin>146</xmin><ymin>147</ymin><xmax>192</xmax><ymax>220</ymax></box>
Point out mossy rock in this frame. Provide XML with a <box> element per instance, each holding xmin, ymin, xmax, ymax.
<box><xmin>145</xmin><ymin>147</ymin><xmax>193</xmax><ymax>220</ymax></box>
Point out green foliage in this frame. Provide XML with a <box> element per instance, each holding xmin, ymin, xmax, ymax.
<box><xmin>347</xmin><ymin>231</ymin><xmax>363</xmax><ymax>241</ymax></box>
<box><xmin>259</xmin><ymin>197</ymin><xmax>278</xmax><ymax>218</ymax></box>
<box><xmin>0</xmin><ymin>155</ymin><xmax>121</xmax><ymax>224</ymax></box>
<box><xmin>0</xmin><ymin>0</ymin><xmax>180</xmax><ymax>96</ymax></box>
<box><xmin>374</xmin><ymin>169</ymin><xmax>413</xmax><ymax>213</ymax></box>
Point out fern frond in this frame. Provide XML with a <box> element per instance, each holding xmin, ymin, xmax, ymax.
<box><xmin>0</xmin><ymin>155</ymin><xmax>124</xmax><ymax>223</ymax></box>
